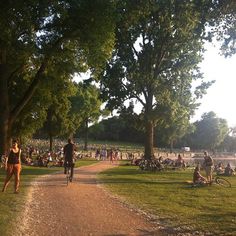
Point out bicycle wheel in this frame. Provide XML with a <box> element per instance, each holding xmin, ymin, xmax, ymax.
<box><xmin>215</xmin><ymin>177</ymin><xmax>231</xmax><ymax>188</ymax></box>
<box><xmin>66</xmin><ymin>167</ymin><xmax>70</xmax><ymax>186</ymax></box>
<box><xmin>69</xmin><ymin>166</ymin><xmax>73</xmax><ymax>182</ymax></box>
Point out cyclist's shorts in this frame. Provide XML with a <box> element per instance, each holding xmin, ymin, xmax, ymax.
<box><xmin>64</xmin><ymin>161</ymin><xmax>74</xmax><ymax>167</ymax></box>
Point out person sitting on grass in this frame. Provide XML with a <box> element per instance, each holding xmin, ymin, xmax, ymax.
<box><xmin>216</xmin><ymin>162</ymin><xmax>225</xmax><ymax>175</ymax></box>
<box><xmin>224</xmin><ymin>163</ymin><xmax>235</xmax><ymax>176</ymax></box>
<box><xmin>193</xmin><ymin>165</ymin><xmax>207</xmax><ymax>185</ymax></box>
<box><xmin>175</xmin><ymin>154</ymin><xmax>185</xmax><ymax>168</ymax></box>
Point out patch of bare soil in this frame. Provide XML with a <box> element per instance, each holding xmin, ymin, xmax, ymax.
<box><xmin>16</xmin><ymin>161</ymin><xmax>166</xmax><ymax>236</ymax></box>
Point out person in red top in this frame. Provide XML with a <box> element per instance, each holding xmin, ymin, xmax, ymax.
<box><xmin>2</xmin><ymin>139</ymin><xmax>22</xmax><ymax>193</ymax></box>
<box><xmin>63</xmin><ymin>138</ymin><xmax>76</xmax><ymax>182</ymax></box>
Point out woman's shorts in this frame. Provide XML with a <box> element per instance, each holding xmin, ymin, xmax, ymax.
<box><xmin>6</xmin><ymin>163</ymin><xmax>21</xmax><ymax>175</ymax></box>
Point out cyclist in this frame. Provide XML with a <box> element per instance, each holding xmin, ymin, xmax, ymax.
<box><xmin>63</xmin><ymin>138</ymin><xmax>76</xmax><ymax>182</ymax></box>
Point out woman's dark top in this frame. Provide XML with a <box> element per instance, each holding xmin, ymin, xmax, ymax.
<box><xmin>7</xmin><ymin>150</ymin><xmax>20</xmax><ymax>164</ymax></box>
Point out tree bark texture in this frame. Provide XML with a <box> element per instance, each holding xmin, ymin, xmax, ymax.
<box><xmin>49</xmin><ymin>134</ymin><xmax>53</xmax><ymax>152</ymax></box>
<box><xmin>84</xmin><ymin>119</ymin><xmax>88</xmax><ymax>151</ymax></box>
<box><xmin>0</xmin><ymin>60</ymin><xmax>47</xmax><ymax>158</ymax></box>
<box><xmin>144</xmin><ymin>119</ymin><xmax>154</xmax><ymax>160</ymax></box>
<box><xmin>0</xmin><ymin>64</ymin><xmax>10</xmax><ymax>157</ymax></box>
<box><xmin>144</xmin><ymin>94</ymin><xmax>154</xmax><ymax>160</ymax></box>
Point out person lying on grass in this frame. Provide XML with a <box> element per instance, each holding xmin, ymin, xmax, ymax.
<box><xmin>193</xmin><ymin>165</ymin><xmax>207</xmax><ymax>186</ymax></box>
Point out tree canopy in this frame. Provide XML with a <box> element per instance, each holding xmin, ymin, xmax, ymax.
<box><xmin>0</xmin><ymin>0</ymin><xmax>115</xmax><ymax>155</ymax></box>
<box><xmin>184</xmin><ymin>111</ymin><xmax>229</xmax><ymax>150</ymax></box>
<box><xmin>1</xmin><ymin>1</ymin><xmax>235</xmax><ymax>155</ymax></box>
<box><xmin>100</xmin><ymin>0</ymin><xmax>231</xmax><ymax>159</ymax></box>
<box><xmin>71</xmin><ymin>82</ymin><xmax>103</xmax><ymax>150</ymax></box>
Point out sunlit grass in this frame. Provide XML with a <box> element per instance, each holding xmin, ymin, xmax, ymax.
<box><xmin>74</xmin><ymin>158</ymin><xmax>98</xmax><ymax>168</ymax></box>
<box><xmin>99</xmin><ymin>162</ymin><xmax>236</xmax><ymax>235</ymax></box>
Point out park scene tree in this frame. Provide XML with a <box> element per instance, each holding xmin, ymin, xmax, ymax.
<box><xmin>100</xmin><ymin>0</ymin><xmax>235</xmax><ymax>160</ymax></box>
<box><xmin>0</xmin><ymin>1</ymin><xmax>236</xmax><ymax>236</ymax></box>
<box><xmin>0</xmin><ymin>0</ymin><xmax>235</xmax><ymax>157</ymax></box>
<box><xmin>0</xmin><ymin>0</ymin><xmax>115</xmax><ymax>156</ymax></box>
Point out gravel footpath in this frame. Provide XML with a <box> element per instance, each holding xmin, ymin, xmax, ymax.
<box><xmin>16</xmin><ymin>161</ymin><xmax>166</xmax><ymax>236</ymax></box>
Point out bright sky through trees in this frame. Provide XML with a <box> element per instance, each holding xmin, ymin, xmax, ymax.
<box><xmin>194</xmin><ymin>42</ymin><xmax>236</xmax><ymax>127</ymax></box>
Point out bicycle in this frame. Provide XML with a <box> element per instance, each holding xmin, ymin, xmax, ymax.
<box><xmin>65</xmin><ymin>162</ymin><xmax>74</xmax><ymax>186</ymax></box>
<box><xmin>213</xmin><ymin>176</ymin><xmax>231</xmax><ymax>188</ymax></box>
<box><xmin>191</xmin><ymin>176</ymin><xmax>231</xmax><ymax>188</ymax></box>
<box><xmin>1</xmin><ymin>155</ymin><xmax>6</xmax><ymax>169</ymax></box>
<box><xmin>138</xmin><ymin>158</ymin><xmax>164</xmax><ymax>171</ymax></box>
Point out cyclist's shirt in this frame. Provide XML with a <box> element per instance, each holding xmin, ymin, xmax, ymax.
<box><xmin>63</xmin><ymin>143</ymin><xmax>75</xmax><ymax>162</ymax></box>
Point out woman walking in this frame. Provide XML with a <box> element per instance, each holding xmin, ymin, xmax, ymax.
<box><xmin>2</xmin><ymin>140</ymin><xmax>22</xmax><ymax>194</ymax></box>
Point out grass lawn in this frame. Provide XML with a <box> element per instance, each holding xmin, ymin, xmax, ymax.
<box><xmin>74</xmin><ymin>158</ymin><xmax>98</xmax><ymax>168</ymax></box>
<box><xmin>0</xmin><ymin>158</ymin><xmax>98</xmax><ymax>236</ymax></box>
<box><xmin>85</xmin><ymin>139</ymin><xmax>145</xmax><ymax>151</ymax></box>
<box><xmin>99</xmin><ymin>162</ymin><xmax>236</xmax><ymax>236</ymax></box>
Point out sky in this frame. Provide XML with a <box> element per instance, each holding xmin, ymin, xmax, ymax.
<box><xmin>194</xmin><ymin>42</ymin><xmax>236</xmax><ymax>127</ymax></box>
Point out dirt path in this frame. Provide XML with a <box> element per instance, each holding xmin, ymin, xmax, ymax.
<box><xmin>17</xmin><ymin>161</ymin><xmax>165</xmax><ymax>236</ymax></box>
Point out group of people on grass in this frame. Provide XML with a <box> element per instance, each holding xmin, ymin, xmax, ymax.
<box><xmin>21</xmin><ymin>146</ymin><xmax>66</xmax><ymax>167</ymax></box>
<box><xmin>95</xmin><ymin>148</ymin><xmax>120</xmax><ymax>162</ymax></box>
<box><xmin>133</xmin><ymin>153</ymin><xmax>186</xmax><ymax>169</ymax></box>
<box><xmin>1</xmin><ymin>139</ymin><xmax>235</xmax><ymax>193</ymax></box>
<box><xmin>193</xmin><ymin>151</ymin><xmax>235</xmax><ymax>186</ymax></box>
<box><xmin>215</xmin><ymin>161</ymin><xmax>235</xmax><ymax>176</ymax></box>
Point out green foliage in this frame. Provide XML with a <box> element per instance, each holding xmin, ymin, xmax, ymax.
<box><xmin>71</xmin><ymin>82</ymin><xmax>103</xmax><ymax>131</ymax></box>
<box><xmin>72</xmin><ymin>82</ymin><xmax>102</xmax><ymax>123</ymax></box>
<box><xmin>89</xmin><ymin>103</ymin><xmax>145</xmax><ymax>143</ymax></box>
<box><xmin>220</xmin><ymin>135</ymin><xmax>236</xmax><ymax>152</ymax></box>
<box><xmin>70</xmin><ymin>82</ymin><xmax>104</xmax><ymax>150</ymax></box>
<box><xmin>42</xmin><ymin>76</ymin><xmax>77</xmax><ymax>139</ymax></box>
<box><xmin>0</xmin><ymin>0</ymin><xmax>116</xmax><ymax>154</ymax></box>
<box><xmin>185</xmin><ymin>111</ymin><xmax>229</xmax><ymax>150</ymax></box>
<box><xmin>100</xmin><ymin>0</ymin><xmax>223</xmax><ymax>157</ymax></box>
<box><xmin>205</xmin><ymin>1</ymin><xmax>236</xmax><ymax>57</ymax></box>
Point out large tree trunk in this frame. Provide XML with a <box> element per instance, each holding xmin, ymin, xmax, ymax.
<box><xmin>0</xmin><ymin>40</ymin><xmax>60</xmax><ymax>159</ymax></box>
<box><xmin>49</xmin><ymin>134</ymin><xmax>53</xmax><ymax>152</ymax></box>
<box><xmin>0</xmin><ymin>63</ymin><xmax>10</xmax><ymax>157</ymax></box>
<box><xmin>144</xmin><ymin>95</ymin><xmax>154</xmax><ymax>160</ymax></box>
<box><xmin>84</xmin><ymin>119</ymin><xmax>88</xmax><ymax>151</ymax></box>
<box><xmin>144</xmin><ymin>119</ymin><xmax>154</xmax><ymax>160</ymax></box>
<box><xmin>0</xmin><ymin>62</ymin><xmax>48</xmax><ymax>157</ymax></box>
<box><xmin>46</xmin><ymin>108</ymin><xmax>54</xmax><ymax>152</ymax></box>
<box><xmin>170</xmin><ymin>139</ymin><xmax>174</xmax><ymax>153</ymax></box>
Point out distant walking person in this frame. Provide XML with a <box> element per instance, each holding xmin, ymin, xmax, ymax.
<box><xmin>2</xmin><ymin>140</ymin><xmax>22</xmax><ymax>194</ymax></box>
<box><xmin>203</xmin><ymin>151</ymin><xmax>214</xmax><ymax>183</ymax></box>
<box><xmin>63</xmin><ymin>138</ymin><xmax>76</xmax><ymax>182</ymax></box>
